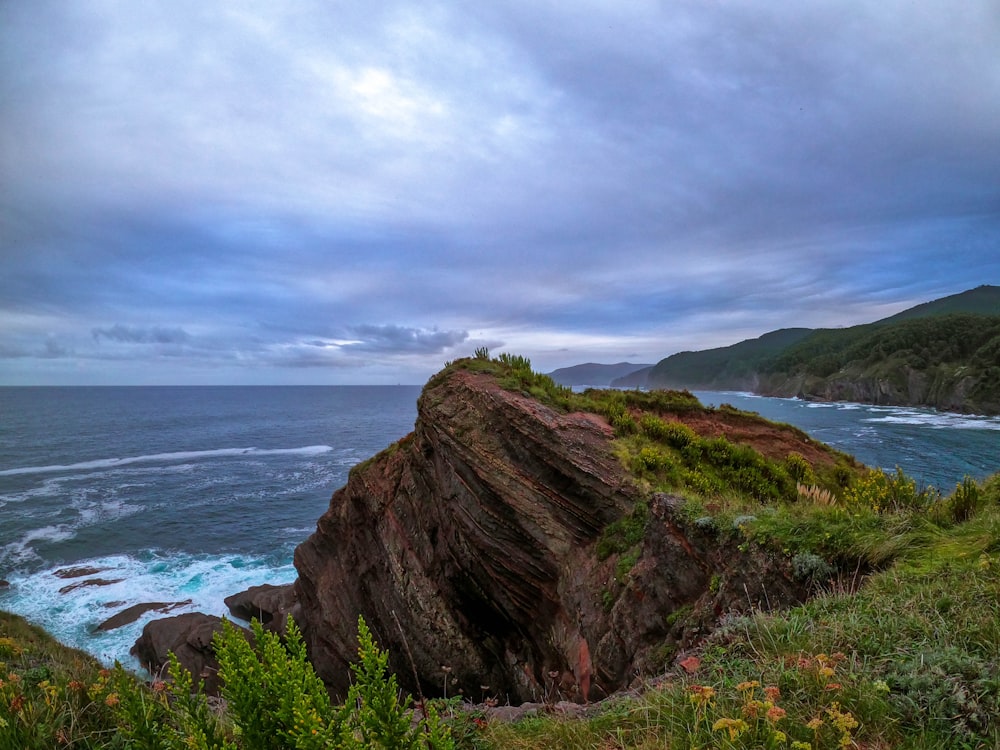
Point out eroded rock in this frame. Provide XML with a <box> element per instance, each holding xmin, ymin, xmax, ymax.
<box><xmin>131</xmin><ymin>613</ymin><xmax>244</xmax><ymax>694</ymax></box>
<box><xmin>224</xmin><ymin>583</ymin><xmax>296</xmax><ymax>634</ymax></box>
<box><xmin>95</xmin><ymin>600</ymin><xmax>192</xmax><ymax>632</ymax></box>
<box><xmin>59</xmin><ymin>578</ymin><xmax>123</xmax><ymax>594</ymax></box>
<box><xmin>292</xmin><ymin>367</ymin><xmax>808</xmax><ymax>704</ymax></box>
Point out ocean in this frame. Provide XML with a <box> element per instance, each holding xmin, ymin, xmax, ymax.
<box><xmin>1</xmin><ymin>385</ymin><xmax>998</xmax><ymax>669</ymax></box>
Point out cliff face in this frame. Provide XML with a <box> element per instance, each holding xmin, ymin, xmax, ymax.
<box><xmin>292</xmin><ymin>367</ymin><xmax>808</xmax><ymax>703</ymax></box>
<box><xmin>759</xmin><ymin>365</ymin><xmax>996</xmax><ymax>415</ymax></box>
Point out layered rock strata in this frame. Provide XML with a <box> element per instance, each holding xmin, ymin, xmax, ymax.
<box><xmin>292</xmin><ymin>368</ymin><xmax>807</xmax><ymax>703</ymax></box>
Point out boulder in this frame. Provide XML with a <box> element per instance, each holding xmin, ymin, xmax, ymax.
<box><xmin>224</xmin><ymin>583</ymin><xmax>296</xmax><ymax>633</ymax></box>
<box><xmin>95</xmin><ymin>600</ymin><xmax>191</xmax><ymax>632</ymax></box>
<box><xmin>131</xmin><ymin>613</ymin><xmax>245</xmax><ymax>694</ymax></box>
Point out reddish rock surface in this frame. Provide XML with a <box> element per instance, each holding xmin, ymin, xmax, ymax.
<box><xmin>292</xmin><ymin>367</ymin><xmax>808</xmax><ymax>703</ymax></box>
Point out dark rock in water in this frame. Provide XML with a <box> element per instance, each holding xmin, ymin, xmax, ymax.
<box><xmin>95</xmin><ymin>600</ymin><xmax>192</xmax><ymax>632</ymax></box>
<box><xmin>102</xmin><ymin>600</ymin><xmax>127</xmax><ymax>609</ymax></box>
<box><xmin>0</xmin><ymin>579</ymin><xmax>9</xmax><ymax>589</ymax></box>
<box><xmin>54</xmin><ymin>566</ymin><xmax>109</xmax><ymax>579</ymax></box>
<box><xmin>224</xmin><ymin>583</ymin><xmax>296</xmax><ymax>633</ymax></box>
<box><xmin>132</xmin><ymin>613</ymin><xmax>245</xmax><ymax>694</ymax></box>
<box><xmin>292</xmin><ymin>366</ymin><xmax>811</xmax><ymax>704</ymax></box>
<box><xmin>59</xmin><ymin>578</ymin><xmax>123</xmax><ymax>594</ymax></box>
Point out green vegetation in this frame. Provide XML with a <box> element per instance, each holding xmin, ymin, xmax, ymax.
<box><xmin>477</xmin><ymin>470</ymin><xmax>1000</xmax><ymax>748</ymax></box>
<box><xmin>647</xmin><ymin>327</ymin><xmax>813</xmax><ymax>388</ymax></box>
<box><xmin>645</xmin><ymin>286</ymin><xmax>1000</xmax><ymax>414</ymax></box>
<box><xmin>0</xmin><ymin>613</ymin><xmax>458</xmax><ymax>749</ymax></box>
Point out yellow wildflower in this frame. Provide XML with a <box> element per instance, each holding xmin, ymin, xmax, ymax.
<box><xmin>712</xmin><ymin>717</ymin><xmax>749</xmax><ymax>741</ymax></box>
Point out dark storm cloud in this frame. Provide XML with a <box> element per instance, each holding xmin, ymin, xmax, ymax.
<box><xmin>1</xmin><ymin>0</ymin><xmax>998</xmax><ymax>383</ymax></box>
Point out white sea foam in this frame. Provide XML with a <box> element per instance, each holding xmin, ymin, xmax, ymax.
<box><xmin>862</xmin><ymin>411</ymin><xmax>1000</xmax><ymax>430</ymax></box>
<box><xmin>1</xmin><ymin>525</ymin><xmax>77</xmax><ymax>565</ymax></box>
<box><xmin>0</xmin><ymin>552</ymin><xmax>298</xmax><ymax>670</ymax></box>
<box><xmin>0</xmin><ymin>445</ymin><xmax>334</xmax><ymax>477</ymax></box>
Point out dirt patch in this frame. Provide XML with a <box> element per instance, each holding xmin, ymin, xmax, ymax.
<box><xmin>653</xmin><ymin>409</ymin><xmax>852</xmax><ymax>468</ymax></box>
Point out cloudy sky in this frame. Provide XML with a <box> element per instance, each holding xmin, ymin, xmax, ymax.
<box><xmin>2</xmin><ymin>1</ymin><xmax>998</xmax><ymax>385</ymax></box>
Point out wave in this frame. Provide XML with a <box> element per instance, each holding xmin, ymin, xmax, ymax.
<box><xmin>1</xmin><ymin>524</ymin><xmax>77</xmax><ymax>564</ymax></box>
<box><xmin>0</xmin><ymin>551</ymin><xmax>297</xmax><ymax>669</ymax></box>
<box><xmin>862</xmin><ymin>413</ymin><xmax>1000</xmax><ymax>430</ymax></box>
<box><xmin>0</xmin><ymin>445</ymin><xmax>334</xmax><ymax>477</ymax></box>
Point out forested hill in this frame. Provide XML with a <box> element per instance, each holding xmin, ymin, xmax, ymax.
<box><xmin>646</xmin><ymin>286</ymin><xmax>1000</xmax><ymax>414</ymax></box>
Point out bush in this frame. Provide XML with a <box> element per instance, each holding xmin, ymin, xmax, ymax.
<box><xmin>213</xmin><ymin>615</ymin><xmax>453</xmax><ymax>750</ymax></box>
<box><xmin>945</xmin><ymin>476</ymin><xmax>983</xmax><ymax>524</ymax></box>
<box><xmin>791</xmin><ymin>552</ymin><xmax>836</xmax><ymax>587</ymax></box>
<box><xmin>596</xmin><ymin>502</ymin><xmax>649</xmax><ymax>560</ymax></box>
<box><xmin>784</xmin><ymin>452</ymin><xmax>815</xmax><ymax>484</ymax></box>
<box><xmin>845</xmin><ymin>467</ymin><xmax>935</xmax><ymax>514</ymax></box>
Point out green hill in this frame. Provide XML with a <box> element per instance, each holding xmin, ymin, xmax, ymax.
<box><xmin>647</xmin><ymin>286</ymin><xmax>1000</xmax><ymax>414</ymax></box>
<box><xmin>646</xmin><ymin>328</ymin><xmax>812</xmax><ymax>390</ymax></box>
<box><xmin>877</xmin><ymin>284</ymin><xmax>1000</xmax><ymax>323</ymax></box>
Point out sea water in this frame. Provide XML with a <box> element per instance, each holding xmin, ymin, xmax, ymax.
<box><xmin>1</xmin><ymin>385</ymin><xmax>997</xmax><ymax>668</ymax></box>
<box><xmin>0</xmin><ymin>386</ymin><xmax>420</xmax><ymax>666</ymax></box>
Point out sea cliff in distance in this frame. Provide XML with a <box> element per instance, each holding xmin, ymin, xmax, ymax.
<box><xmin>611</xmin><ymin>285</ymin><xmax>1000</xmax><ymax>415</ymax></box>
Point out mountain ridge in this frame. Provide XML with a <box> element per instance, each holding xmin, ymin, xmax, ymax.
<box><xmin>637</xmin><ymin>286</ymin><xmax>1000</xmax><ymax>413</ymax></box>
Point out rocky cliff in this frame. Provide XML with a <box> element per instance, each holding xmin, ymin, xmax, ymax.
<box><xmin>290</xmin><ymin>364</ymin><xmax>809</xmax><ymax>703</ymax></box>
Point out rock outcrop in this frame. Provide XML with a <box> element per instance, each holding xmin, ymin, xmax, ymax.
<box><xmin>292</xmin><ymin>367</ymin><xmax>807</xmax><ymax>703</ymax></box>
<box><xmin>131</xmin><ymin>613</ymin><xmax>240</xmax><ymax>694</ymax></box>
<box><xmin>224</xmin><ymin>583</ymin><xmax>296</xmax><ymax>634</ymax></box>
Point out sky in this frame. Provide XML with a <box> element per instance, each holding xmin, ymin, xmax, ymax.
<box><xmin>2</xmin><ymin>1</ymin><xmax>999</xmax><ymax>385</ymax></box>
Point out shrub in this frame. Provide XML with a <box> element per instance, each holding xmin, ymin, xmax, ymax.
<box><xmin>596</xmin><ymin>502</ymin><xmax>649</xmax><ymax>560</ymax></box>
<box><xmin>213</xmin><ymin>615</ymin><xmax>453</xmax><ymax>749</ymax></box>
<box><xmin>791</xmin><ymin>552</ymin><xmax>836</xmax><ymax>586</ymax></box>
<box><xmin>946</xmin><ymin>475</ymin><xmax>983</xmax><ymax>524</ymax></box>
<box><xmin>844</xmin><ymin>467</ymin><xmax>935</xmax><ymax>514</ymax></box>
<box><xmin>660</xmin><ymin>421</ymin><xmax>699</xmax><ymax>449</ymax></box>
<box><xmin>496</xmin><ymin>352</ymin><xmax>532</xmax><ymax>372</ymax></box>
<box><xmin>784</xmin><ymin>452</ymin><xmax>815</xmax><ymax>484</ymax></box>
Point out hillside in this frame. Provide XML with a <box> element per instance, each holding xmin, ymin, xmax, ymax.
<box><xmin>548</xmin><ymin>361</ymin><xmax>652</xmax><ymax>386</ymax></box>
<box><xmin>877</xmin><ymin>283</ymin><xmax>1000</xmax><ymax>323</ymax></box>
<box><xmin>646</xmin><ymin>286</ymin><xmax>1000</xmax><ymax>414</ymax></box>
<box><xmin>645</xmin><ymin>328</ymin><xmax>812</xmax><ymax>390</ymax></box>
